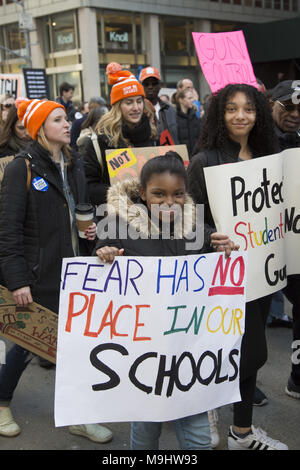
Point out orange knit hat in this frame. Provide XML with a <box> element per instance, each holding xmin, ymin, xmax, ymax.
<box><xmin>106</xmin><ymin>62</ymin><xmax>145</xmax><ymax>106</ymax></box>
<box><xmin>17</xmin><ymin>99</ymin><xmax>65</xmax><ymax>140</ymax></box>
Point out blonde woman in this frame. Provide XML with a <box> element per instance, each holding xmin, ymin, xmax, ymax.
<box><xmin>83</xmin><ymin>62</ymin><xmax>157</xmax><ymax>206</ymax></box>
<box><xmin>0</xmin><ymin>99</ymin><xmax>112</xmax><ymax>444</ymax></box>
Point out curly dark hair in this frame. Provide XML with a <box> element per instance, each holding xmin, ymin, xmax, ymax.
<box><xmin>197</xmin><ymin>84</ymin><xmax>277</xmax><ymax>157</ymax></box>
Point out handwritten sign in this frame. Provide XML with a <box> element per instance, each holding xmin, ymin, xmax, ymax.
<box><xmin>105</xmin><ymin>145</ymin><xmax>189</xmax><ymax>184</ymax></box>
<box><xmin>204</xmin><ymin>149</ymin><xmax>300</xmax><ymax>301</ymax></box>
<box><xmin>0</xmin><ymin>74</ymin><xmax>25</xmax><ymax>98</ymax></box>
<box><xmin>192</xmin><ymin>31</ymin><xmax>257</xmax><ymax>94</ymax></box>
<box><xmin>0</xmin><ymin>285</ymin><xmax>57</xmax><ymax>363</ymax></box>
<box><xmin>55</xmin><ymin>253</ymin><xmax>247</xmax><ymax>426</ymax></box>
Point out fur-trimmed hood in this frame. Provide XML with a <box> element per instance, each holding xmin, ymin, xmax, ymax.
<box><xmin>106</xmin><ymin>178</ymin><xmax>198</xmax><ymax>239</ymax></box>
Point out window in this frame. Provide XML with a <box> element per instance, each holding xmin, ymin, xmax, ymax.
<box><xmin>163</xmin><ymin>18</ymin><xmax>187</xmax><ymax>54</ymax></box>
<box><xmin>103</xmin><ymin>13</ymin><xmax>133</xmax><ymax>51</ymax></box>
<box><xmin>51</xmin><ymin>12</ymin><xmax>77</xmax><ymax>52</ymax></box>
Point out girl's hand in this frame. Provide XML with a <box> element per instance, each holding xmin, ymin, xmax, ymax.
<box><xmin>12</xmin><ymin>286</ymin><xmax>33</xmax><ymax>306</ymax></box>
<box><xmin>210</xmin><ymin>232</ymin><xmax>239</xmax><ymax>259</ymax></box>
<box><xmin>96</xmin><ymin>246</ymin><xmax>124</xmax><ymax>263</ymax></box>
<box><xmin>85</xmin><ymin>222</ymin><xmax>97</xmax><ymax>241</ymax></box>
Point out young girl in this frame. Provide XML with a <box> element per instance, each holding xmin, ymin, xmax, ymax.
<box><xmin>95</xmin><ymin>151</ymin><xmax>238</xmax><ymax>450</ymax></box>
<box><xmin>188</xmin><ymin>84</ymin><xmax>288</xmax><ymax>450</ymax></box>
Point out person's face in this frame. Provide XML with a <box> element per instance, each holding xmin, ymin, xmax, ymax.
<box><xmin>120</xmin><ymin>96</ymin><xmax>144</xmax><ymax>127</ymax></box>
<box><xmin>140</xmin><ymin>172</ymin><xmax>186</xmax><ymax>222</ymax></box>
<box><xmin>224</xmin><ymin>92</ymin><xmax>256</xmax><ymax>141</ymax></box>
<box><xmin>62</xmin><ymin>88</ymin><xmax>74</xmax><ymax>102</ymax></box>
<box><xmin>271</xmin><ymin>100</ymin><xmax>300</xmax><ymax>133</ymax></box>
<box><xmin>14</xmin><ymin>120</ymin><xmax>31</xmax><ymax>141</ymax></box>
<box><xmin>181</xmin><ymin>79</ymin><xmax>194</xmax><ymax>91</ymax></box>
<box><xmin>2</xmin><ymin>98</ymin><xmax>15</xmax><ymax>121</ymax></box>
<box><xmin>43</xmin><ymin>108</ymin><xmax>70</xmax><ymax>146</ymax></box>
<box><xmin>180</xmin><ymin>91</ymin><xmax>194</xmax><ymax>110</ymax></box>
<box><xmin>142</xmin><ymin>77</ymin><xmax>161</xmax><ymax>101</ymax></box>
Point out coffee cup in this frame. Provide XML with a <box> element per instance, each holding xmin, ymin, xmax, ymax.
<box><xmin>75</xmin><ymin>203</ymin><xmax>94</xmax><ymax>238</ymax></box>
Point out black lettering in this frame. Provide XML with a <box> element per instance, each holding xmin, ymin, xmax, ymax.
<box><xmin>154</xmin><ymin>354</ymin><xmax>177</xmax><ymax>397</ymax></box>
<box><xmin>129</xmin><ymin>352</ymin><xmax>157</xmax><ymax>394</ymax></box>
<box><xmin>215</xmin><ymin>349</ymin><xmax>228</xmax><ymax>384</ymax></box>
<box><xmin>174</xmin><ymin>352</ymin><xmax>197</xmax><ymax>392</ymax></box>
<box><xmin>231</xmin><ymin>176</ymin><xmax>245</xmax><ymax>217</ymax></box>
<box><xmin>228</xmin><ymin>349</ymin><xmax>239</xmax><ymax>381</ymax></box>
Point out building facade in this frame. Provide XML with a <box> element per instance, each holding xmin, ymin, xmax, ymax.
<box><xmin>0</xmin><ymin>0</ymin><xmax>298</xmax><ymax>103</ymax></box>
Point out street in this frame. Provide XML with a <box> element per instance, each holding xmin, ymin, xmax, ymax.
<box><xmin>0</xmin><ymin>313</ymin><xmax>299</xmax><ymax>453</ymax></box>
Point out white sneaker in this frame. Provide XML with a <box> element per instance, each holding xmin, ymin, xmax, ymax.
<box><xmin>69</xmin><ymin>423</ymin><xmax>112</xmax><ymax>443</ymax></box>
<box><xmin>0</xmin><ymin>407</ymin><xmax>21</xmax><ymax>437</ymax></box>
<box><xmin>228</xmin><ymin>425</ymin><xmax>288</xmax><ymax>450</ymax></box>
<box><xmin>208</xmin><ymin>410</ymin><xmax>220</xmax><ymax>449</ymax></box>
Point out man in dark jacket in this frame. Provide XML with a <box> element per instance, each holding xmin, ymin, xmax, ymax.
<box><xmin>271</xmin><ymin>80</ymin><xmax>300</xmax><ymax>400</ymax></box>
<box><xmin>140</xmin><ymin>66</ymin><xmax>179</xmax><ymax>145</ymax></box>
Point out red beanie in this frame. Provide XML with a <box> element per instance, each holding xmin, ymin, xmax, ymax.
<box><xmin>106</xmin><ymin>62</ymin><xmax>145</xmax><ymax>106</ymax></box>
<box><xmin>17</xmin><ymin>99</ymin><xmax>65</xmax><ymax>140</ymax></box>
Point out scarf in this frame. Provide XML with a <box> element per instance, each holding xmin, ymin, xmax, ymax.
<box><xmin>122</xmin><ymin>114</ymin><xmax>152</xmax><ymax>146</ymax></box>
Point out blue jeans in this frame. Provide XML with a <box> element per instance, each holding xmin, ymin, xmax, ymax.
<box><xmin>0</xmin><ymin>344</ymin><xmax>34</xmax><ymax>406</ymax></box>
<box><xmin>130</xmin><ymin>412</ymin><xmax>211</xmax><ymax>450</ymax></box>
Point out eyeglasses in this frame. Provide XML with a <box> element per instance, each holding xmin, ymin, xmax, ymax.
<box><xmin>2</xmin><ymin>103</ymin><xmax>13</xmax><ymax>109</ymax></box>
<box><xmin>277</xmin><ymin>101</ymin><xmax>300</xmax><ymax>113</ymax></box>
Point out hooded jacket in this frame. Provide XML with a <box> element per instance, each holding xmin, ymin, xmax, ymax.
<box><xmin>95</xmin><ymin>178</ymin><xmax>211</xmax><ymax>256</ymax></box>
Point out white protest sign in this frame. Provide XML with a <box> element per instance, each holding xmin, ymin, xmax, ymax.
<box><xmin>204</xmin><ymin>149</ymin><xmax>300</xmax><ymax>302</ymax></box>
<box><xmin>55</xmin><ymin>253</ymin><xmax>247</xmax><ymax>426</ymax></box>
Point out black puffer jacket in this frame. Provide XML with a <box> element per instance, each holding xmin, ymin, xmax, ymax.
<box><xmin>176</xmin><ymin>107</ymin><xmax>201</xmax><ymax>158</ymax></box>
<box><xmin>0</xmin><ymin>141</ymin><xmax>93</xmax><ymax>313</ymax></box>
<box><xmin>94</xmin><ymin>178</ymin><xmax>212</xmax><ymax>256</ymax></box>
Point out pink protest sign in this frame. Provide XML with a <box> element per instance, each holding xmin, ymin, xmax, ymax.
<box><xmin>192</xmin><ymin>30</ymin><xmax>258</xmax><ymax>93</ymax></box>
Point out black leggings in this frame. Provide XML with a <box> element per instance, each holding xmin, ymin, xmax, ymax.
<box><xmin>233</xmin><ymin>373</ymin><xmax>257</xmax><ymax>428</ymax></box>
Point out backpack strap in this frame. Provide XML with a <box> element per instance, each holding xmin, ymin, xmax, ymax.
<box><xmin>91</xmin><ymin>133</ymin><xmax>103</xmax><ymax>171</ymax></box>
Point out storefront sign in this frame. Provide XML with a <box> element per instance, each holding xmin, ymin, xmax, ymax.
<box><xmin>109</xmin><ymin>31</ymin><xmax>129</xmax><ymax>43</ymax></box>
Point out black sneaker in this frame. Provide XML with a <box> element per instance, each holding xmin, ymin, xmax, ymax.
<box><xmin>253</xmin><ymin>386</ymin><xmax>268</xmax><ymax>406</ymax></box>
<box><xmin>285</xmin><ymin>376</ymin><xmax>300</xmax><ymax>399</ymax></box>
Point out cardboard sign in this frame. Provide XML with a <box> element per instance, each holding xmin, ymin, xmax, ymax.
<box><xmin>192</xmin><ymin>31</ymin><xmax>257</xmax><ymax>94</ymax></box>
<box><xmin>55</xmin><ymin>253</ymin><xmax>247</xmax><ymax>426</ymax></box>
<box><xmin>106</xmin><ymin>144</ymin><xmax>189</xmax><ymax>184</ymax></box>
<box><xmin>204</xmin><ymin>149</ymin><xmax>300</xmax><ymax>301</ymax></box>
<box><xmin>0</xmin><ymin>285</ymin><xmax>57</xmax><ymax>363</ymax></box>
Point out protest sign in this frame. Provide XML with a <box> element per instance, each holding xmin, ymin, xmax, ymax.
<box><xmin>55</xmin><ymin>252</ymin><xmax>247</xmax><ymax>426</ymax></box>
<box><xmin>0</xmin><ymin>74</ymin><xmax>25</xmax><ymax>98</ymax></box>
<box><xmin>0</xmin><ymin>285</ymin><xmax>57</xmax><ymax>363</ymax></box>
<box><xmin>192</xmin><ymin>31</ymin><xmax>257</xmax><ymax>94</ymax></box>
<box><xmin>105</xmin><ymin>145</ymin><xmax>189</xmax><ymax>185</ymax></box>
<box><xmin>204</xmin><ymin>149</ymin><xmax>300</xmax><ymax>302</ymax></box>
